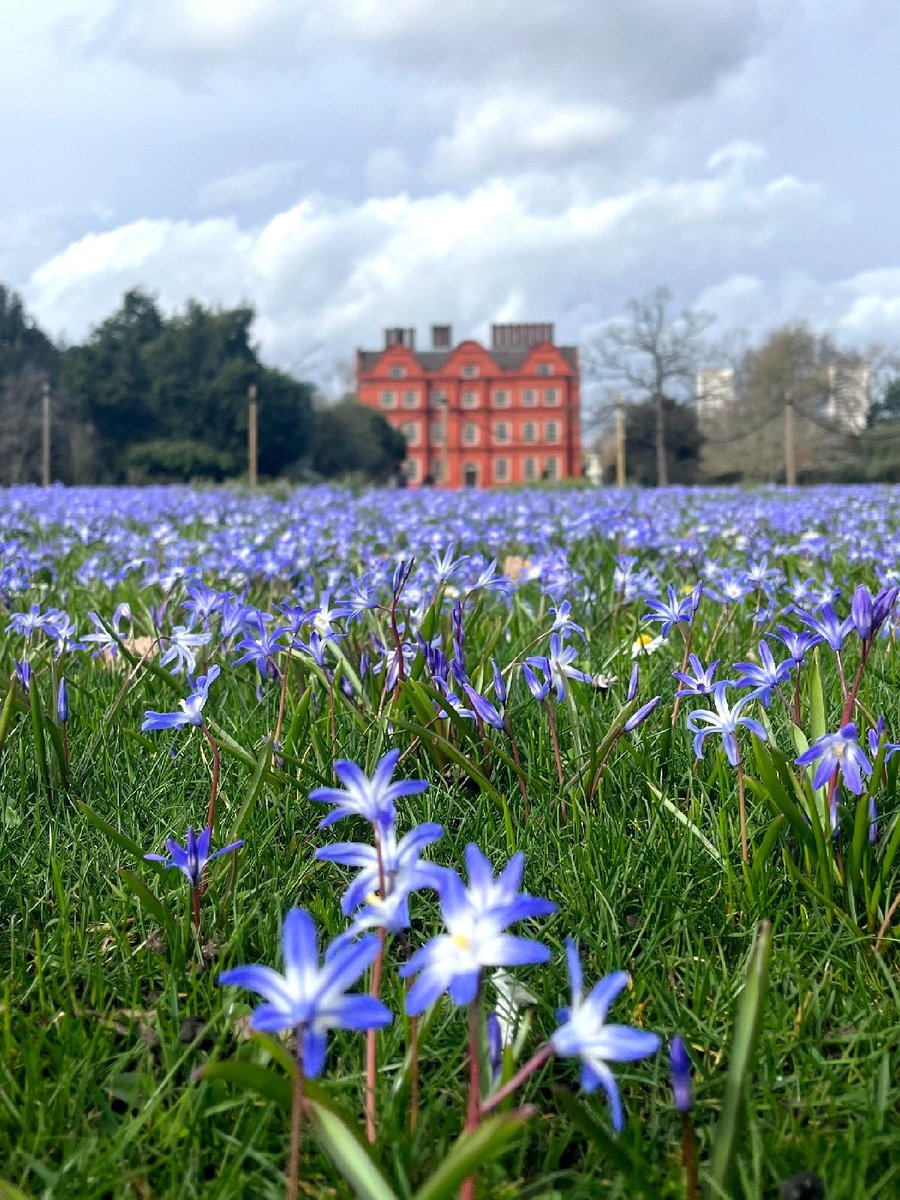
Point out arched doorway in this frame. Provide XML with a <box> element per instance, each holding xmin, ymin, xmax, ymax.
<box><xmin>463</xmin><ymin>462</ymin><xmax>479</xmax><ymax>487</ymax></box>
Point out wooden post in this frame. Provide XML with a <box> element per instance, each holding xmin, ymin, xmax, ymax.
<box><xmin>41</xmin><ymin>379</ymin><xmax>51</xmax><ymax>487</ymax></box>
<box><xmin>248</xmin><ymin>383</ymin><xmax>258</xmax><ymax>488</ymax></box>
<box><xmin>784</xmin><ymin>395</ymin><xmax>796</xmax><ymax>487</ymax></box>
<box><xmin>614</xmin><ymin>393</ymin><xmax>626</xmax><ymax>487</ymax></box>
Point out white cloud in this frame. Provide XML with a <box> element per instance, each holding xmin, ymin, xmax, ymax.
<box><xmin>24</xmin><ymin>151</ymin><xmax>823</xmax><ymax>371</ymax></box>
<box><xmin>79</xmin><ymin>0</ymin><xmax>762</xmax><ymax>112</ymax></box>
<box><xmin>428</xmin><ymin>91</ymin><xmax>627</xmax><ymax>182</ymax></box>
<box><xmin>695</xmin><ymin>268</ymin><xmax>900</xmax><ymax>349</ymax></box>
<box><xmin>197</xmin><ymin>161</ymin><xmax>303</xmax><ymax>210</ymax></box>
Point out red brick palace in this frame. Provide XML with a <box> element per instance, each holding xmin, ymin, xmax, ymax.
<box><xmin>355</xmin><ymin>323</ymin><xmax>581</xmax><ymax>487</ymax></box>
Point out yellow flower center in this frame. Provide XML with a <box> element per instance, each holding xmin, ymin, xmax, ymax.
<box><xmin>451</xmin><ymin>932</ymin><xmax>472</xmax><ymax>951</ymax></box>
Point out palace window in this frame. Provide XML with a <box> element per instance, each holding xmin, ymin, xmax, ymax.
<box><xmin>463</xmin><ymin>421</ymin><xmax>479</xmax><ymax>445</ymax></box>
<box><xmin>379</xmin><ymin>391</ymin><xmax>397</xmax><ymax>409</ymax></box>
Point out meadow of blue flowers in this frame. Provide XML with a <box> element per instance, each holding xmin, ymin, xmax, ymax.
<box><xmin>1</xmin><ymin>482</ymin><xmax>899</xmax><ymax>1200</ymax></box>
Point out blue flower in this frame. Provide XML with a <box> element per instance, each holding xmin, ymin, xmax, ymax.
<box><xmin>550</xmin><ymin>940</ymin><xmax>660</xmax><ymax>1132</ymax></box>
<box><xmin>672</xmin><ymin>654</ymin><xmax>722</xmax><ymax>698</ymax></box>
<box><xmin>57</xmin><ymin>677</ymin><xmax>69</xmax><ymax>723</ymax></box>
<box><xmin>794</xmin><ymin>602</ymin><xmax>852</xmax><ymax>653</ymax></box>
<box><xmin>232</xmin><ymin>613</ymin><xmax>290</xmax><ymax>678</ymax></box>
<box><xmin>400</xmin><ymin>845</ymin><xmax>555</xmax><ymax>1015</ymax></box>
<box><xmin>522</xmin><ymin>662</ymin><xmax>550</xmax><ymax>703</ymax></box>
<box><xmin>159</xmin><ymin>625</ymin><xmax>212</xmax><ymax>675</ymax></box>
<box><xmin>732</xmin><ymin>642</ymin><xmax>792</xmax><ymax>708</ymax></box>
<box><xmin>144</xmin><ymin>824</ymin><xmax>243</xmax><ymax>887</ymax></box>
<box><xmin>796</xmin><ymin>723</ymin><xmax>872</xmax><ymax>796</ymax></box>
<box><xmin>142</xmin><ymin>665</ymin><xmax>220</xmax><ymax>731</ymax></box>
<box><xmin>684</xmin><ymin>682</ymin><xmax>767</xmax><ymax>766</ymax></box>
<box><xmin>643</xmin><ymin>585</ymin><xmax>695</xmax><ymax>638</ymax></box>
<box><xmin>766</xmin><ymin>626</ymin><xmax>821</xmax><ymax>666</ymax></box>
<box><xmin>309</xmin><ymin>750</ymin><xmax>427</xmax><ymax>832</ymax></box>
<box><xmin>530</xmin><ymin>633</ymin><xmax>591</xmax><ymax>702</ymax></box>
<box><xmin>219</xmin><ymin>907</ymin><xmax>392</xmax><ymax>1076</ymax></box>
<box><xmin>315</xmin><ymin>821</ymin><xmax>444</xmax><ymax>932</ymax></box>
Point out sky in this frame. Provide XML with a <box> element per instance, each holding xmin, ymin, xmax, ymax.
<box><xmin>3</xmin><ymin>0</ymin><xmax>900</xmax><ymax>388</ymax></box>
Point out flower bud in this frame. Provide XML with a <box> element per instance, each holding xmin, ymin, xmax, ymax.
<box><xmin>851</xmin><ymin>585</ymin><xmax>874</xmax><ymax>641</ymax></box>
<box><xmin>57</xmin><ymin>677</ymin><xmax>69</xmax><ymax>723</ymax></box>
<box><xmin>670</xmin><ymin>1036</ymin><xmax>692</xmax><ymax>1114</ymax></box>
<box><xmin>624</xmin><ymin>695</ymin><xmax>661</xmax><ymax>732</ymax></box>
<box><xmin>627</xmin><ymin>663</ymin><xmax>639</xmax><ymax>702</ymax></box>
<box><xmin>486</xmin><ymin>1011</ymin><xmax>503</xmax><ymax>1083</ymax></box>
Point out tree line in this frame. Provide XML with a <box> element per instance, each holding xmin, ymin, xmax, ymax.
<box><xmin>0</xmin><ymin>285</ymin><xmax>405</xmax><ymax>486</ymax></box>
<box><xmin>583</xmin><ymin>287</ymin><xmax>900</xmax><ymax>486</ymax></box>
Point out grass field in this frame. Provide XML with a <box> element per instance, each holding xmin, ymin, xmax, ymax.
<box><xmin>1</xmin><ymin>483</ymin><xmax>899</xmax><ymax>1200</ymax></box>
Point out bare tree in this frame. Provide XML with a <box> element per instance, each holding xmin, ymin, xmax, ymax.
<box><xmin>583</xmin><ymin>287</ymin><xmax>713</xmax><ymax>486</ymax></box>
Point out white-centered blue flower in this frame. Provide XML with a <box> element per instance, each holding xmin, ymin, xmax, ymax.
<box><xmin>142</xmin><ymin>665</ymin><xmax>220</xmax><ymax>731</ymax></box>
<box><xmin>400</xmin><ymin>845</ymin><xmax>555</xmax><ymax>1015</ymax></box>
<box><xmin>551</xmin><ymin>939</ymin><xmax>660</xmax><ymax>1132</ymax></box>
<box><xmin>309</xmin><ymin>750</ymin><xmax>427</xmax><ymax>832</ymax></box>
<box><xmin>684</xmin><ymin>681</ymin><xmax>767</xmax><ymax>766</ymax></box>
<box><xmin>315</xmin><ymin>820</ymin><xmax>444</xmax><ymax>932</ymax></box>
<box><xmin>218</xmin><ymin>907</ymin><xmax>392</xmax><ymax>1077</ymax></box>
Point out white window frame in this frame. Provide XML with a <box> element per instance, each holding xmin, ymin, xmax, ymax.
<box><xmin>543</xmin><ymin>387</ymin><xmax>560</xmax><ymax>406</ymax></box>
<box><xmin>524</xmin><ymin>457</ymin><xmax>537</xmax><ymax>481</ymax></box>
<box><xmin>402</xmin><ymin>422</ymin><xmax>420</xmax><ymax>446</ymax></box>
<box><xmin>543</xmin><ymin>420</ymin><xmax>560</xmax><ymax>443</ymax></box>
<box><xmin>491</xmin><ymin>389</ymin><xmax>510</xmax><ymax>408</ymax></box>
<box><xmin>461</xmin><ymin>363</ymin><xmax>479</xmax><ymax>378</ymax></box>
<box><xmin>461</xmin><ymin>390</ymin><xmax>479</xmax><ymax>408</ymax></box>
<box><xmin>543</xmin><ymin>456</ymin><xmax>559</xmax><ymax>480</ymax></box>
<box><xmin>537</xmin><ymin>363</ymin><xmax>554</xmax><ymax>376</ymax></box>
<box><xmin>379</xmin><ymin>390</ymin><xmax>397</xmax><ymax>409</ymax></box>
<box><xmin>493</xmin><ymin>457</ymin><xmax>509</xmax><ymax>483</ymax></box>
<box><xmin>403</xmin><ymin>390</ymin><xmax>419</xmax><ymax>408</ymax></box>
<box><xmin>523</xmin><ymin>421</ymin><xmax>537</xmax><ymax>443</ymax></box>
<box><xmin>493</xmin><ymin>421</ymin><xmax>510</xmax><ymax>444</ymax></box>
<box><xmin>522</xmin><ymin>388</ymin><xmax>537</xmax><ymax>406</ymax></box>
<box><xmin>430</xmin><ymin>390</ymin><xmax>448</xmax><ymax>408</ymax></box>
<box><xmin>388</xmin><ymin>365</ymin><xmax>406</xmax><ymax>379</ymax></box>
<box><xmin>429</xmin><ymin>419</ymin><xmax>444</xmax><ymax>445</ymax></box>
<box><xmin>462</xmin><ymin>421</ymin><xmax>479</xmax><ymax>446</ymax></box>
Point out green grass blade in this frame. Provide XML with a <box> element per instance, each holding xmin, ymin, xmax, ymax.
<box><xmin>709</xmin><ymin>920</ymin><xmax>773</xmax><ymax>1193</ymax></box>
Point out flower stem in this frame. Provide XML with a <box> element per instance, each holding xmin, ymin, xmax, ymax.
<box><xmin>682</xmin><ymin>1115</ymin><xmax>698</xmax><ymax>1200</ymax></box>
<box><xmin>546</xmin><ymin>703</ymin><xmax>565</xmax><ymax>808</ymax></box>
<box><xmin>460</xmin><ymin>984</ymin><xmax>483</xmax><ymax>1200</ymax></box>
<box><xmin>288</xmin><ymin>1042</ymin><xmax>305</xmax><ymax>1200</ymax></box>
<box><xmin>410</xmin><ymin>1014</ymin><xmax>420</xmax><ymax>1132</ymax></box>
<box><xmin>504</xmin><ymin>715</ymin><xmax>529</xmax><ymax>818</ymax></box>
<box><xmin>736</xmin><ymin>750</ymin><xmax>748</xmax><ymax>864</ymax></box>
<box><xmin>191</xmin><ymin>885</ymin><xmax>201</xmax><ymax>935</ymax></box>
<box><xmin>366</xmin><ymin>926</ymin><xmax>386</xmax><ymax>1144</ymax></box>
<box><xmin>479</xmin><ymin>1043</ymin><xmax>553</xmax><ymax>1116</ymax></box>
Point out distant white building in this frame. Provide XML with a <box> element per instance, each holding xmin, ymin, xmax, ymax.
<box><xmin>825</xmin><ymin>359</ymin><xmax>870</xmax><ymax>434</ymax></box>
<box><xmin>696</xmin><ymin>367</ymin><xmax>735</xmax><ymax>432</ymax></box>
